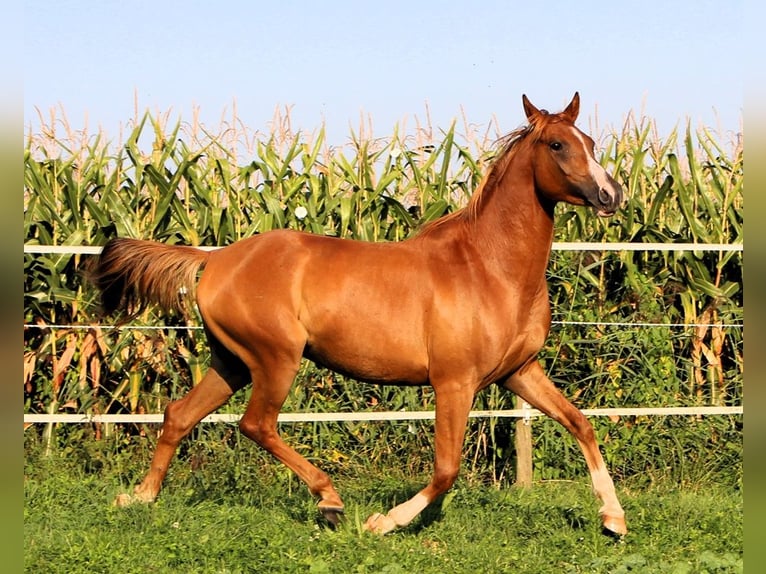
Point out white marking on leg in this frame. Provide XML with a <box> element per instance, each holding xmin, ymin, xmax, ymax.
<box><xmin>363</xmin><ymin>493</ymin><xmax>431</xmax><ymax>535</ymax></box>
<box><xmin>591</xmin><ymin>465</ymin><xmax>624</xmax><ymax>519</ymax></box>
<box><xmin>386</xmin><ymin>492</ymin><xmax>430</xmax><ymax>527</ymax></box>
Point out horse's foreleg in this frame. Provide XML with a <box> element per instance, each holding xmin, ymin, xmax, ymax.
<box><xmin>504</xmin><ymin>360</ymin><xmax>627</xmax><ymax>536</ymax></box>
<box><xmin>114</xmin><ymin>364</ymin><xmax>245</xmax><ymax>507</ymax></box>
<box><xmin>364</xmin><ymin>383</ymin><xmax>474</xmax><ymax>534</ymax></box>
<box><xmin>238</xmin><ymin>365</ymin><xmax>345</xmax><ymax>525</ymax></box>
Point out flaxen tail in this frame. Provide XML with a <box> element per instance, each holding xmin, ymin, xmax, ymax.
<box><xmin>88</xmin><ymin>238</ymin><xmax>210</xmax><ymax>320</ymax></box>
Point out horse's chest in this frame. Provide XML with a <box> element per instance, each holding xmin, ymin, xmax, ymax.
<box><xmin>428</xmin><ymin>285</ymin><xmax>549</xmax><ymax>379</ymax></box>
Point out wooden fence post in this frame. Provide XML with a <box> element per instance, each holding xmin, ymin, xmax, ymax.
<box><xmin>514</xmin><ymin>396</ymin><xmax>533</xmax><ymax>487</ymax></box>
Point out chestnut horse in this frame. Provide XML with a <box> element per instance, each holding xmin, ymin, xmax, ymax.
<box><xmin>90</xmin><ymin>93</ymin><xmax>627</xmax><ymax>536</ymax></box>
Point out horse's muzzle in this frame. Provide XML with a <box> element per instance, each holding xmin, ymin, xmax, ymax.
<box><xmin>594</xmin><ymin>182</ymin><xmax>623</xmax><ymax>217</ymax></box>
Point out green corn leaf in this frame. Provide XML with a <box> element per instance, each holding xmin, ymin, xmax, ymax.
<box><xmin>420</xmin><ymin>199</ymin><xmax>449</xmax><ymax>222</ymax></box>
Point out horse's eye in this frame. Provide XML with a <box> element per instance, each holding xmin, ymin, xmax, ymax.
<box><xmin>550</xmin><ymin>142</ymin><xmax>563</xmax><ymax>151</ymax></box>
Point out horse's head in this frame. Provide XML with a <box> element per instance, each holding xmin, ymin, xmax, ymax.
<box><xmin>522</xmin><ymin>92</ymin><xmax>623</xmax><ymax>216</ymax></box>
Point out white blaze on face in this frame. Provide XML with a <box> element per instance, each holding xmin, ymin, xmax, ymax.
<box><xmin>570</xmin><ymin>126</ymin><xmax>614</xmax><ymax>192</ymax></box>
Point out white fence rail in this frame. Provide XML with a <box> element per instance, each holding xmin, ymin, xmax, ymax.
<box><xmin>23</xmin><ymin>406</ymin><xmax>743</xmax><ymax>426</ymax></box>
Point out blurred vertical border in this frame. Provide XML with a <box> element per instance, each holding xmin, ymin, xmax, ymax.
<box><xmin>744</xmin><ymin>0</ymin><xmax>765</xmax><ymax>567</ymax></box>
<box><xmin>2</xmin><ymin>3</ymin><xmax>22</xmax><ymax>572</ymax></box>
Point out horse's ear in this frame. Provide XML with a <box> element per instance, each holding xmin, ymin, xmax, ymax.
<box><xmin>522</xmin><ymin>94</ymin><xmax>541</xmax><ymax>123</ymax></box>
<box><xmin>562</xmin><ymin>92</ymin><xmax>580</xmax><ymax>122</ymax></box>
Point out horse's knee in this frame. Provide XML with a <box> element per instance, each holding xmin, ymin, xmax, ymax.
<box><xmin>238</xmin><ymin>416</ymin><xmax>275</xmax><ymax>447</ymax></box>
<box><xmin>161</xmin><ymin>399</ymin><xmax>193</xmax><ymax>441</ymax></box>
<box><xmin>569</xmin><ymin>411</ymin><xmax>597</xmax><ymax>444</ymax></box>
<box><xmin>238</xmin><ymin>416</ymin><xmax>258</xmax><ymax>441</ymax></box>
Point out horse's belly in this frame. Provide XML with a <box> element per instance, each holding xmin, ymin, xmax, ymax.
<box><xmin>303</xmin><ymin>335</ymin><xmax>429</xmax><ymax>386</ymax></box>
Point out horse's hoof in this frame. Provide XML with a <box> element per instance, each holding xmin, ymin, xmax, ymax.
<box><xmin>113</xmin><ymin>493</ymin><xmax>135</xmax><ymax>507</ymax></box>
<box><xmin>363</xmin><ymin>512</ymin><xmax>397</xmax><ymax>535</ymax></box>
<box><xmin>113</xmin><ymin>489</ymin><xmax>155</xmax><ymax>507</ymax></box>
<box><xmin>601</xmin><ymin>515</ymin><xmax>627</xmax><ymax>538</ymax></box>
<box><xmin>319</xmin><ymin>505</ymin><xmax>345</xmax><ymax>528</ymax></box>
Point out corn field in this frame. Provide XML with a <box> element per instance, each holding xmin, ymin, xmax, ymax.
<box><xmin>23</xmin><ymin>108</ymin><xmax>743</xmax><ymax>483</ymax></box>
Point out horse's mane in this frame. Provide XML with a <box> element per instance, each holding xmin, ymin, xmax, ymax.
<box><xmin>415</xmin><ymin>122</ymin><xmax>542</xmax><ymax>236</ymax></box>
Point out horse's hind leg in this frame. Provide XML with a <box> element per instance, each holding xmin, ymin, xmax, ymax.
<box><xmin>504</xmin><ymin>360</ymin><xmax>627</xmax><ymax>536</ymax></box>
<box><xmin>237</xmin><ymin>357</ymin><xmax>345</xmax><ymax>525</ymax></box>
<box><xmin>114</xmin><ymin>341</ymin><xmax>249</xmax><ymax>507</ymax></box>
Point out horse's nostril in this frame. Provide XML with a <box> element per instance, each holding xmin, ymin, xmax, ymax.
<box><xmin>598</xmin><ymin>187</ymin><xmax>611</xmax><ymax>205</ymax></box>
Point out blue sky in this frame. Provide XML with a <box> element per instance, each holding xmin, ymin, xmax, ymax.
<box><xmin>24</xmin><ymin>1</ymin><xmax>743</xmax><ymax>146</ymax></box>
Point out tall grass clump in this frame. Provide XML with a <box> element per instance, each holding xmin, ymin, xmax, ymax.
<box><xmin>24</xmin><ymin>106</ymin><xmax>742</xmax><ymax>486</ymax></box>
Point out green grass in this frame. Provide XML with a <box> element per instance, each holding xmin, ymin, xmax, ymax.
<box><xmin>25</xmin><ymin>433</ymin><xmax>742</xmax><ymax>573</ymax></box>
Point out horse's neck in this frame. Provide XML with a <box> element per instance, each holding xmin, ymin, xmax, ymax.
<box><xmin>411</xmin><ymin>149</ymin><xmax>555</xmax><ymax>281</ymax></box>
<box><xmin>470</xmin><ymin>157</ymin><xmax>556</xmax><ymax>273</ymax></box>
